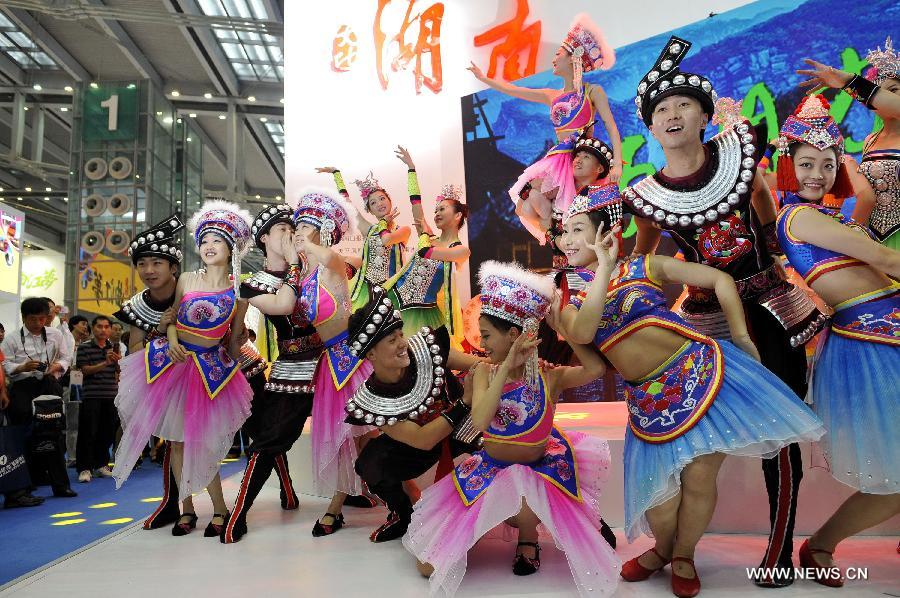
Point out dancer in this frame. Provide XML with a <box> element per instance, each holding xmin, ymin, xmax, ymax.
<box><xmin>347</xmin><ymin>289</ymin><xmax>482</xmax><ymax>542</ymax></box>
<box><xmin>386</xmin><ymin>147</ymin><xmax>469</xmax><ymax>348</ymax></box>
<box><xmin>316</xmin><ymin>167</ymin><xmax>410</xmax><ymax>311</ymax></box>
<box><xmin>113</xmin><ymin>216</ymin><xmax>184</xmax><ymax>530</ymax></box>
<box><xmin>468</xmin><ymin>13</ymin><xmax>622</xmax><ymax>228</ymax></box>
<box><xmin>773</xmin><ymin>95</ymin><xmax>900</xmax><ymax>586</ymax></box>
<box><xmin>403</xmin><ymin>261</ymin><xmax>618</xmax><ymax>597</ymax></box>
<box><xmin>624</xmin><ymin>36</ymin><xmax>826</xmax><ymax>586</ymax></box>
<box><xmin>558</xmin><ymin>184</ymin><xmax>825</xmax><ymax>597</ymax></box>
<box><xmin>221</xmin><ymin>205</ymin><xmax>316</xmax><ymax>543</ymax></box>
<box><xmin>112</xmin><ymin>201</ymin><xmax>254</xmax><ymax>538</ymax></box>
<box><xmin>243</xmin><ymin>188</ymin><xmax>373</xmax><ymax>537</ymax></box>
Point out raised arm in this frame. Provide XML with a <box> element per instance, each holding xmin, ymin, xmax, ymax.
<box><xmin>785</xmin><ymin>204</ymin><xmax>900</xmax><ymax>279</ymax></box>
<box><xmin>750</xmin><ymin>169</ymin><xmax>779</xmax><ymax>226</ymax></box>
<box><xmin>560</xmin><ymin>224</ymin><xmax>621</xmax><ymax>344</ymax></box>
<box><xmin>651</xmin><ymin>254</ymin><xmax>759</xmax><ymax>360</ymax></box>
<box><xmin>797</xmin><ymin>59</ymin><xmax>900</xmax><ymax>120</ymax></box>
<box><xmin>381</xmin><ymin>216</ymin><xmax>411</xmax><ymax>247</ymax></box>
<box><xmin>588</xmin><ymin>84</ymin><xmax>624</xmax><ymax>183</ymax></box>
<box><xmin>632</xmin><ymin>215</ymin><xmax>662</xmax><ymax>256</ymax></box>
<box><xmin>166</xmin><ymin>274</ymin><xmax>188</xmax><ymax>363</ymax></box>
<box><xmin>418</xmin><ymin>243</ymin><xmax>471</xmax><ymax>264</ymax></box>
<box><xmin>467</xmin><ymin>61</ymin><xmax>556</xmax><ymax>105</ymax></box>
<box><xmin>316</xmin><ymin>166</ymin><xmax>372</xmax><ymax>233</ymax></box>
<box><xmin>395</xmin><ymin>145</ymin><xmax>430</xmax><ymax>235</ymax></box>
<box><xmin>249</xmin><ymin>234</ymin><xmax>302</xmax><ymax>315</ymax></box>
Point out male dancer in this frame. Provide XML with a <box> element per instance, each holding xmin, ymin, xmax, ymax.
<box><xmin>347</xmin><ymin>288</ymin><xmax>482</xmax><ymax>542</ymax></box>
<box><xmin>114</xmin><ymin>216</ymin><xmax>184</xmax><ymax>530</ymax></box>
<box><xmin>624</xmin><ymin>36</ymin><xmax>826</xmax><ymax>586</ymax></box>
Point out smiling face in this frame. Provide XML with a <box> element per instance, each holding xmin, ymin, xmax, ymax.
<box><xmin>478</xmin><ymin>315</ymin><xmax>520</xmax><ymax>364</ymax></box>
<box><xmin>434</xmin><ymin>199</ymin><xmax>461</xmax><ymax>231</ymax></box>
<box><xmin>791</xmin><ymin>144</ymin><xmax>838</xmax><ymax>202</ymax></box>
<box><xmin>199</xmin><ymin>232</ymin><xmax>232</xmax><ymax>266</ymax></box>
<box><xmin>561</xmin><ymin>213</ymin><xmax>599</xmax><ymax>267</ymax></box>
<box><xmin>648</xmin><ymin>94</ymin><xmax>708</xmax><ymax>151</ymax></box>
<box><xmin>366</xmin><ymin>190</ymin><xmax>392</xmax><ymax>219</ymax></box>
<box><xmin>294</xmin><ymin>223</ymin><xmax>321</xmax><ymax>247</ymax></box>
<box><xmin>552</xmin><ymin>46</ymin><xmax>573</xmax><ymax>78</ymax></box>
<box><xmin>367</xmin><ymin>328</ymin><xmax>410</xmax><ymax>371</ymax></box>
<box><xmin>136</xmin><ymin>256</ymin><xmax>177</xmax><ymax>290</ymax></box>
<box><xmin>260</xmin><ymin>221</ymin><xmax>294</xmax><ymax>259</ymax></box>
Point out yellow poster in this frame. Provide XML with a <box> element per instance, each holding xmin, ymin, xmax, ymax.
<box><xmin>77</xmin><ymin>256</ymin><xmax>137</xmax><ymax>317</ymax></box>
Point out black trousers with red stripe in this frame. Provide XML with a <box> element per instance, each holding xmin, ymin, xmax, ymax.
<box><xmin>747</xmin><ymin>303</ymin><xmax>808</xmax><ymax>569</ymax></box>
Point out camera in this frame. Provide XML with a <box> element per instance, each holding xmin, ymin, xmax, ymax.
<box><xmin>35</xmin><ymin>362</ymin><xmax>48</xmax><ymax>372</ymax></box>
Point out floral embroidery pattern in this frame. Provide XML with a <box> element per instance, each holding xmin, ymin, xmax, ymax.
<box><xmin>550</xmin><ymin>92</ymin><xmax>583</xmax><ymax>126</ymax></box>
<box><xmin>457</xmin><ymin>454</ymin><xmax>482</xmax><ymax>478</ymax></box>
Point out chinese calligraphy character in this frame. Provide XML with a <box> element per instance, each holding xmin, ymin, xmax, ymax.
<box><xmin>331</xmin><ymin>25</ymin><xmax>359</xmax><ymax>72</ymax></box>
<box><xmin>374</xmin><ymin>0</ymin><xmax>445</xmax><ymax>94</ymax></box>
<box><xmin>473</xmin><ymin>0</ymin><xmax>541</xmax><ymax>81</ymax></box>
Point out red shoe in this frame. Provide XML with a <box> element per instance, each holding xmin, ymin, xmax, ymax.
<box><xmin>798</xmin><ymin>539</ymin><xmax>843</xmax><ymax>587</ymax></box>
<box><xmin>620</xmin><ymin>547</ymin><xmax>670</xmax><ymax>582</ymax></box>
<box><xmin>670</xmin><ymin>557</ymin><xmax>701</xmax><ymax>598</ymax></box>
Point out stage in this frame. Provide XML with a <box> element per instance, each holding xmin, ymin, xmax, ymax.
<box><xmin>2</xmin><ymin>402</ymin><xmax>897</xmax><ymax>597</ymax></box>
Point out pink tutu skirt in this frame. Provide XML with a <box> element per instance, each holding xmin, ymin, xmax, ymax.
<box><xmin>310</xmin><ymin>340</ymin><xmax>373</xmax><ymax>496</ymax></box>
<box><xmin>508</xmin><ymin>142</ymin><xmax>577</xmax><ymax>238</ymax></box>
<box><xmin>112</xmin><ymin>349</ymin><xmax>252</xmax><ymax>501</ymax></box>
<box><xmin>403</xmin><ymin>431</ymin><xmax>619</xmax><ymax>597</ymax></box>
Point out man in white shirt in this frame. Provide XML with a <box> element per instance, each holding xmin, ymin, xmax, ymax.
<box><xmin>44</xmin><ymin>298</ymin><xmax>75</xmax><ymax>363</ymax></box>
<box><xmin>1</xmin><ymin>297</ymin><xmax>77</xmax><ymax>500</ymax></box>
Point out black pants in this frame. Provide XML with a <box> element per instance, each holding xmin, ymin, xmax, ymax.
<box><xmin>355</xmin><ymin>434</ymin><xmax>473</xmax><ymax>517</ymax></box>
<box><xmin>746</xmin><ymin>302</ymin><xmax>807</xmax><ymax>569</ymax></box>
<box><xmin>6</xmin><ymin>377</ymin><xmax>70</xmax><ymax>494</ymax></box>
<box><xmin>75</xmin><ymin>398</ymin><xmax>119</xmax><ymax>473</ymax></box>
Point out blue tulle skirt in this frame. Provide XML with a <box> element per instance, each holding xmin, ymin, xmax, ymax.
<box><xmin>623</xmin><ymin>340</ymin><xmax>825</xmax><ymax>541</ymax></box>
<box><xmin>810</xmin><ymin>332</ymin><xmax>900</xmax><ymax>494</ymax></box>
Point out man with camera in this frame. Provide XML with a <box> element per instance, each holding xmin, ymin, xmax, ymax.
<box><xmin>1</xmin><ymin>297</ymin><xmax>76</xmax><ymax>506</ymax></box>
<box><xmin>75</xmin><ymin>316</ymin><xmax>121</xmax><ymax>483</ymax></box>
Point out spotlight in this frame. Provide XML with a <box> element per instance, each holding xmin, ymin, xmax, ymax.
<box><xmin>170</xmin><ymin>90</ymin><xmax>180</xmax><ymax>97</ymax></box>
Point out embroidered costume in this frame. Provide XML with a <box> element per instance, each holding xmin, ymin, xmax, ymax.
<box><xmin>403</xmin><ymin>262</ymin><xmax>618</xmax><ymax>597</ymax></box>
<box><xmin>508</xmin><ymin>15</ymin><xmax>615</xmax><ymax>223</ymax></box>
<box><xmin>564</xmin><ymin>187</ymin><xmax>824</xmax><ymax>542</ymax></box>
<box><xmin>113</xmin><ymin>202</ymin><xmax>254</xmax><ymax>501</ymax></box>
<box><xmin>289</xmin><ymin>188</ymin><xmax>372</xmax><ymax>497</ymax></box>
<box><xmin>622</xmin><ymin>36</ymin><xmax>827</xmax><ymax>576</ymax></box>
<box><xmin>774</xmin><ymin>95</ymin><xmax>900</xmax><ymax>494</ymax></box>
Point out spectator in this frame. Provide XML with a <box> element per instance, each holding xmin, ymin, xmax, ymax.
<box><xmin>109</xmin><ymin>321</ymin><xmax>127</xmax><ymax>356</ymax></box>
<box><xmin>44</xmin><ymin>298</ymin><xmax>75</xmax><ymax>360</ymax></box>
<box><xmin>0</xmin><ymin>322</ymin><xmax>5</xmax><ymax>344</ymax></box>
<box><xmin>1</xmin><ymin>297</ymin><xmax>76</xmax><ymax>501</ymax></box>
<box><xmin>75</xmin><ymin>316</ymin><xmax>121</xmax><ymax>483</ymax></box>
<box><xmin>68</xmin><ymin>316</ymin><xmax>90</xmax><ymax>344</ymax></box>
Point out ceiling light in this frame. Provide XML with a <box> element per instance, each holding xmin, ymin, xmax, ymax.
<box><xmin>163</xmin><ymin>116</ymin><xmax>173</xmax><ymax>124</ymax></box>
<box><xmin>203</xmin><ymin>92</ymin><xmax>213</xmax><ymax>99</ymax></box>
<box><xmin>170</xmin><ymin>90</ymin><xmax>180</xmax><ymax>97</ymax></box>
<box><xmin>33</xmin><ymin>84</ymin><xmax>42</xmax><ymax>91</ymax></box>
<box><xmin>0</xmin><ymin>197</ymin><xmax>4</xmax><ymax>201</ymax></box>
<box><xmin>43</xmin><ymin>197</ymin><xmax>50</xmax><ymax>201</ymax></box>
<box><xmin>176</xmin><ymin>200</ymin><xmax>181</xmax><ymax>204</ymax></box>
<box><xmin>188</xmin><ymin>113</ymin><xmax>197</xmax><ymax>118</ymax></box>
<box><xmin>247</xmin><ymin>96</ymin><xmax>256</xmax><ymax>102</ymax></box>
<box><xmin>259</xmin><ymin>117</ymin><xmax>267</xmax><ymax>123</ymax></box>
<box><xmin>186</xmin><ymin>137</ymin><xmax>192</xmax><ymax>142</ymax></box>
<box><xmin>64</xmin><ymin>85</ymin><xmax>73</xmax><ymax>92</ymax></box>
<box><xmin>275</xmin><ymin>195</ymin><xmax>282</xmax><ymax>200</ymax></box>
<box><xmin>218</xmin><ymin>114</ymin><xmax>226</xmax><ymax>120</ymax></box>
<box><xmin>255</xmin><ymin>194</ymin><xmax>261</xmax><ymax>199</ymax></box>
<box><xmin>279</xmin><ymin>98</ymin><xmax>284</xmax><ymax>104</ymax></box>
<box><xmin>25</xmin><ymin>187</ymin><xmax>32</xmax><ymax>192</ymax></box>
<box><xmin>45</xmin><ymin>187</ymin><xmax>52</xmax><ymax>192</ymax></box>
<box><xmin>60</xmin><ymin>107</ymin><xmax>68</xmax><ymax>112</ymax></box>
<box><xmin>23</xmin><ymin>106</ymin><xmax>29</xmax><ymax>111</ymax></box>
<box><xmin>90</xmin><ymin>82</ymin><xmax>99</xmax><ymax>89</ymax></box>
<box><xmin>63</xmin><ymin>197</ymin><xmax>68</xmax><ymax>201</ymax></box>
<box><xmin>156</xmin><ymin>111</ymin><xmax>163</xmax><ymax>116</ymax></box>
<box><xmin>176</xmin><ymin>118</ymin><xmax>182</xmax><ymax>124</ymax></box>
<box><xmin>127</xmin><ymin>83</ymin><xmax>136</xmax><ymax>89</ymax></box>
<box><xmin>0</xmin><ymin>187</ymin><xmax>3</xmax><ymax>192</ymax></box>
<box><xmin>17</xmin><ymin>197</ymin><xmax>23</xmax><ymax>201</ymax></box>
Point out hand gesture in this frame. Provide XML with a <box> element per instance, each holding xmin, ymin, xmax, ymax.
<box><xmin>167</xmin><ymin>341</ymin><xmax>188</xmax><ymax>363</ymax></box>
<box><xmin>385</xmin><ymin>207</ymin><xmax>400</xmax><ymax>225</ymax></box>
<box><xmin>796</xmin><ymin>58</ymin><xmax>852</xmax><ymax>91</ymax></box>
<box><xmin>315</xmin><ymin>166</ymin><xmax>338</xmax><ymax>174</ymax></box>
<box><xmin>158</xmin><ymin>306</ymin><xmax>176</xmax><ymax>329</ymax></box>
<box><xmin>394</xmin><ymin>145</ymin><xmax>415</xmax><ymax>170</ymax></box>
<box><xmin>48</xmin><ymin>361</ymin><xmax>65</xmax><ymax>376</ymax></box>
<box><xmin>234</xmin><ymin>326</ymin><xmax>249</xmax><ymax>347</ymax></box>
<box><xmin>582</xmin><ymin>222</ymin><xmax>621</xmax><ymax>270</ymax></box>
<box><xmin>608</xmin><ymin>163</ymin><xmax>623</xmax><ymax>184</ymax></box>
<box><xmin>18</xmin><ymin>359</ymin><xmax>42</xmax><ymax>373</ymax></box>
<box><xmin>503</xmin><ymin>332</ymin><xmax>540</xmax><ymax>369</ymax></box>
<box><xmin>546</xmin><ymin>291</ymin><xmax>563</xmax><ymax>333</ymax></box>
<box><xmin>282</xmin><ymin>232</ymin><xmax>299</xmax><ymax>263</ymax></box>
<box><xmin>413</xmin><ymin>217</ymin><xmax>434</xmax><ymax>237</ymax></box>
<box><xmin>106</xmin><ymin>349</ymin><xmax>121</xmax><ymax>364</ymax></box>
<box><xmin>466</xmin><ymin>61</ymin><xmax>486</xmax><ymax>81</ymax></box>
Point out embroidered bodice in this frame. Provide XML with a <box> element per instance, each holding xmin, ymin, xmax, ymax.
<box><xmin>483</xmin><ymin>374</ymin><xmax>553</xmax><ymax>447</ymax></box>
<box><xmin>388</xmin><ymin>234</ymin><xmax>459</xmax><ymax>308</ymax></box>
<box><xmin>550</xmin><ymin>85</ymin><xmax>595</xmax><ymax>139</ymax></box>
<box><xmin>175</xmin><ymin>287</ymin><xmax>236</xmax><ymax>341</ymax></box>
<box><xmin>363</xmin><ymin>221</ymin><xmax>404</xmax><ymax>285</ymax></box>
<box><xmin>777</xmin><ymin>201</ymin><xmax>870</xmax><ymax>286</ymax></box>
<box><xmin>859</xmin><ymin>148</ymin><xmax>900</xmax><ymax>240</ymax></box>
<box><xmin>298</xmin><ymin>265</ymin><xmax>348</xmax><ymax>328</ymax></box>
<box><xmin>570</xmin><ymin>256</ymin><xmax>697</xmax><ymax>352</ymax></box>
<box><xmin>114</xmin><ymin>288</ymin><xmax>175</xmax><ymax>334</ymax></box>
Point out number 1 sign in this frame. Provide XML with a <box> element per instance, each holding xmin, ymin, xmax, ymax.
<box><xmin>82</xmin><ymin>83</ymin><xmax>138</xmax><ymax>142</ymax></box>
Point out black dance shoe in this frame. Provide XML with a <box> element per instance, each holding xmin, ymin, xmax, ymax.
<box><xmin>312</xmin><ymin>512</ymin><xmax>345</xmax><ymax>537</ymax></box>
<box><xmin>512</xmin><ymin>542</ymin><xmax>541</xmax><ymax>576</ymax></box>
<box><xmin>171</xmin><ymin>513</ymin><xmax>198</xmax><ymax>536</ymax></box>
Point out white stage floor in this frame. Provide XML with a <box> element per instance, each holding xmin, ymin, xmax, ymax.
<box><xmin>3</xmin><ymin>472</ymin><xmax>898</xmax><ymax>598</ymax></box>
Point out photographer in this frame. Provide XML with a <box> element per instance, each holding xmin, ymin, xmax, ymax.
<box><xmin>75</xmin><ymin>316</ymin><xmax>120</xmax><ymax>483</ymax></box>
<box><xmin>1</xmin><ymin>297</ymin><xmax>76</xmax><ymax>501</ymax></box>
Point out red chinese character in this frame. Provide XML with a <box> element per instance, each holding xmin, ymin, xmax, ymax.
<box><xmin>473</xmin><ymin>0</ymin><xmax>541</xmax><ymax>81</ymax></box>
<box><xmin>374</xmin><ymin>0</ymin><xmax>444</xmax><ymax>94</ymax></box>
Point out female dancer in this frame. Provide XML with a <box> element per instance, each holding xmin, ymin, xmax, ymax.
<box><xmin>557</xmin><ymin>185</ymin><xmax>824</xmax><ymax>597</ymax></box>
<box><xmin>315</xmin><ymin>166</ymin><xmax>410</xmax><ymax>310</ymax></box>
<box><xmin>773</xmin><ymin>95</ymin><xmax>900</xmax><ymax>586</ymax></box>
<box><xmin>468</xmin><ymin>13</ymin><xmax>622</xmax><ymax>235</ymax></box>
<box><xmin>112</xmin><ymin>201</ymin><xmax>254</xmax><ymax>537</ymax></box>
<box><xmin>798</xmin><ymin>44</ymin><xmax>900</xmax><ymax>249</ymax></box>
<box><xmin>403</xmin><ymin>260</ymin><xmax>618</xmax><ymax>597</ymax></box>
<box><xmin>246</xmin><ymin>188</ymin><xmax>373</xmax><ymax>537</ymax></box>
<box><xmin>386</xmin><ymin>146</ymin><xmax>469</xmax><ymax>348</ymax></box>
